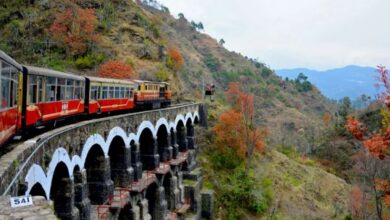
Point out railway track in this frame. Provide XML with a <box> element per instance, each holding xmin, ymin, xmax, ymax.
<box><xmin>0</xmin><ymin>102</ymin><xmax>193</xmax><ymax>158</ymax></box>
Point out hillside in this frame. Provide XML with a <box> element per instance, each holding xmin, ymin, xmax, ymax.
<box><xmin>276</xmin><ymin>65</ymin><xmax>379</xmax><ymax>100</ymax></box>
<box><xmin>0</xmin><ymin>0</ymin><xmax>348</xmax><ymax>218</ymax></box>
<box><xmin>0</xmin><ymin>0</ymin><xmax>335</xmax><ymax>145</ymax></box>
<box><xmin>255</xmin><ymin>150</ymin><xmax>350</xmax><ymax>219</ymax></box>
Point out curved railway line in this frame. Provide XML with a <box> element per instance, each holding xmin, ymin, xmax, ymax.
<box><xmin>0</xmin><ymin>102</ymin><xmax>192</xmax><ymax>157</ymax></box>
<box><xmin>0</xmin><ymin>102</ymin><xmax>199</xmax><ymax>196</ymax></box>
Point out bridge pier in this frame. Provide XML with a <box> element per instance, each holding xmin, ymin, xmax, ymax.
<box><xmin>86</xmin><ymin>154</ymin><xmax>114</xmax><ymax>205</ymax></box>
<box><xmin>140</xmin><ymin>130</ymin><xmax>160</xmax><ymax>170</ymax></box>
<box><xmin>131</xmin><ymin>142</ymin><xmax>143</xmax><ymax>181</ymax></box>
<box><xmin>55</xmin><ymin>178</ymin><xmax>80</xmax><ymax>220</ymax></box>
<box><xmin>157</xmin><ymin>126</ymin><xmax>172</xmax><ymax>162</ymax></box>
<box><xmin>109</xmin><ymin>138</ymin><xmax>134</xmax><ymax>187</ymax></box>
<box><xmin>74</xmin><ymin>169</ymin><xmax>91</xmax><ymax>220</ymax></box>
<box><xmin>186</xmin><ymin>122</ymin><xmax>196</xmax><ymax>150</ymax></box>
<box><xmin>170</xmin><ymin>130</ymin><xmax>179</xmax><ymax>159</ymax></box>
<box><xmin>177</xmin><ymin>125</ymin><xmax>188</xmax><ymax>152</ymax></box>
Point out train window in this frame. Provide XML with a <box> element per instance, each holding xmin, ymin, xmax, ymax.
<box><xmin>102</xmin><ymin>86</ymin><xmax>108</xmax><ymax>99</ymax></box>
<box><xmin>65</xmin><ymin>80</ymin><xmax>74</xmax><ymax>100</ymax></box>
<box><xmin>56</xmin><ymin>78</ymin><xmax>66</xmax><ymax>101</ymax></box>
<box><xmin>108</xmin><ymin>86</ymin><xmax>114</xmax><ymax>99</ymax></box>
<box><xmin>1</xmin><ymin>62</ymin><xmax>10</xmax><ymax>109</ymax></box>
<box><xmin>119</xmin><ymin>87</ymin><xmax>124</xmax><ymax>98</ymax></box>
<box><xmin>90</xmin><ymin>86</ymin><xmax>99</xmax><ymax>100</ymax></box>
<box><xmin>74</xmin><ymin>81</ymin><xmax>81</xmax><ymax>100</ymax></box>
<box><xmin>46</xmin><ymin>77</ymin><xmax>56</xmax><ymax>102</ymax></box>
<box><xmin>37</xmin><ymin>77</ymin><xmax>44</xmax><ymax>103</ymax></box>
<box><xmin>138</xmin><ymin>85</ymin><xmax>141</xmax><ymax>90</ymax></box>
<box><xmin>28</xmin><ymin>75</ymin><xmax>37</xmax><ymax>104</ymax></box>
<box><xmin>114</xmin><ymin>86</ymin><xmax>120</xmax><ymax>98</ymax></box>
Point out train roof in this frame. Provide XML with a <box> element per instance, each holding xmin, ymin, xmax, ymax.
<box><xmin>132</xmin><ymin>80</ymin><xmax>169</xmax><ymax>85</ymax></box>
<box><xmin>0</xmin><ymin>50</ymin><xmax>22</xmax><ymax>70</ymax></box>
<box><xmin>25</xmin><ymin>66</ymin><xmax>85</xmax><ymax>81</ymax></box>
<box><xmin>87</xmin><ymin>76</ymin><xmax>134</xmax><ymax>85</ymax></box>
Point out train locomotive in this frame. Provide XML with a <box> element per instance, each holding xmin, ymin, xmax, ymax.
<box><xmin>0</xmin><ymin>50</ymin><xmax>171</xmax><ymax>147</ymax></box>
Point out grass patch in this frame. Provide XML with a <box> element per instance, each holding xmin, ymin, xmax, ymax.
<box><xmin>283</xmin><ymin>173</ymin><xmax>302</xmax><ymax>188</ymax></box>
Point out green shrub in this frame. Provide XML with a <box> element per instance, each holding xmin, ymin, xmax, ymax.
<box><xmin>74</xmin><ymin>53</ymin><xmax>106</xmax><ymax>69</ymax></box>
<box><xmin>46</xmin><ymin>54</ymin><xmax>69</xmax><ymax>71</ymax></box>
<box><xmin>210</xmin><ymin>148</ymin><xmax>241</xmax><ymax>170</ymax></box>
<box><xmin>261</xmin><ymin>68</ymin><xmax>272</xmax><ymax>78</ymax></box>
<box><xmin>217</xmin><ymin>167</ymin><xmax>268</xmax><ymax>219</ymax></box>
<box><xmin>156</xmin><ymin>66</ymin><xmax>170</xmax><ymax>81</ymax></box>
<box><xmin>203</xmin><ymin>55</ymin><xmax>220</xmax><ymax>72</ymax></box>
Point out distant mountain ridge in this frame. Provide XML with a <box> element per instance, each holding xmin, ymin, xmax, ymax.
<box><xmin>276</xmin><ymin>65</ymin><xmax>379</xmax><ymax>100</ymax></box>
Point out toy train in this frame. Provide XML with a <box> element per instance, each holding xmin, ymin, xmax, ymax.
<box><xmin>0</xmin><ymin>50</ymin><xmax>171</xmax><ymax>147</ymax></box>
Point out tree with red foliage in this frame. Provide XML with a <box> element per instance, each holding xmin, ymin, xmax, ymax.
<box><xmin>346</xmin><ymin>66</ymin><xmax>390</xmax><ymax>219</ymax></box>
<box><xmin>349</xmin><ymin>186</ymin><xmax>365</xmax><ymax>220</ymax></box>
<box><xmin>167</xmin><ymin>47</ymin><xmax>184</xmax><ymax>72</ymax></box>
<box><xmin>98</xmin><ymin>60</ymin><xmax>136</xmax><ymax>79</ymax></box>
<box><xmin>49</xmin><ymin>4</ymin><xmax>99</xmax><ymax>56</ymax></box>
<box><xmin>214</xmin><ymin>82</ymin><xmax>266</xmax><ymax>174</ymax></box>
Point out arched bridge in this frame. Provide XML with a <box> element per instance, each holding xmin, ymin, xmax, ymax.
<box><xmin>0</xmin><ymin>103</ymin><xmax>212</xmax><ymax>220</ymax></box>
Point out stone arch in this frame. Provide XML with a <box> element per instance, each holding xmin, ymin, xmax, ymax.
<box><xmin>184</xmin><ymin>112</ymin><xmax>193</xmax><ymax>126</ymax></box>
<box><xmin>194</xmin><ymin>115</ymin><xmax>199</xmax><ymax>125</ymax></box>
<box><xmin>50</xmin><ymin>162</ymin><xmax>78</xmax><ymax>219</ymax></box>
<box><xmin>108</xmin><ymin>136</ymin><xmax>129</xmax><ymax>187</ymax></box>
<box><xmin>80</xmin><ymin>134</ymin><xmax>107</xmax><ymax>169</ymax></box>
<box><xmin>156</xmin><ymin>124</ymin><xmax>171</xmax><ymax>162</ymax></box>
<box><xmin>30</xmin><ymin>183</ymin><xmax>46</xmax><ymax>199</ymax></box>
<box><xmin>136</xmin><ymin>121</ymin><xmax>155</xmax><ymax>142</ymax></box>
<box><xmin>155</xmin><ymin>118</ymin><xmax>170</xmax><ymax>137</ymax></box>
<box><xmin>139</xmin><ymin>128</ymin><xmax>158</xmax><ymax>170</ymax></box>
<box><xmin>106</xmin><ymin>127</ymin><xmax>129</xmax><ymax>149</ymax></box>
<box><xmin>85</xmin><ymin>144</ymin><xmax>113</xmax><ymax>204</ymax></box>
<box><xmin>176</xmin><ymin>120</ymin><xmax>187</xmax><ymax>152</ymax></box>
<box><xmin>186</xmin><ymin>118</ymin><xmax>194</xmax><ymax>137</ymax></box>
<box><xmin>25</xmin><ymin>164</ymin><xmax>50</xmax><ymax>198</ymax></box>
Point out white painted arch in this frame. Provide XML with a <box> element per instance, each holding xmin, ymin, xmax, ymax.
<box><xmin>24</xmin><ymin>111</ymin><xmax>200</xmax><ymax>199</ymax></box>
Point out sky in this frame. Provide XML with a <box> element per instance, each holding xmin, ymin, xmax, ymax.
<box><xmin>158</xmin><ymin>0</ymin><xmax>390</xmax><ymax>70</ymax></box>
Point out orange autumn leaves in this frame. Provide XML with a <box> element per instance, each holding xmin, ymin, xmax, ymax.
<box><xmin>213</xmin><ymin>82</ymin><xmax>266</xmax><ymax>160</ymax></box>
<box><xmin>98</xmin><ymin>60</ymin><xmax>136</xmax><ymax>80</ymax></box>
<box><xmin>346</xmin><ymin>66</ymin><xmax>390</xmax><ymax>209</ymax></box>
<box><xmin>167</xmin><ymin>47</ymin><xmax>184</xmax><ymax>71</ymax></box>
<box><xmin>49</xmin><ymin>6</ymin><xmax>99</xmax><ymax>56</ymax></box>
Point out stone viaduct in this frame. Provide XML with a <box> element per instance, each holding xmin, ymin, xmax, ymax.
<box><xmin>0</xmin><ymin>103</ymin><xmax>212</xmax><ymax>220</ymax></box>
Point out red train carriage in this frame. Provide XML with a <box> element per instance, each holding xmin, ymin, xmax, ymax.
<box><xmin>133</xmin><ymin>80</ymin><xmax>171</xmax><ymax>109</ymax></box>
<box><xmin>0</xmin><ymin>51</ymin><xmax>23</xmax><ymax>146</ymax></box>
<box><xmin>85</xmin><ymin>76</ymin><xmax>135</xmax><ymax>114</ymax></box>
<box><xmin>24</xmin><ymin>66</ymin><xmax>85</xmax><ymax>127</ymax></box>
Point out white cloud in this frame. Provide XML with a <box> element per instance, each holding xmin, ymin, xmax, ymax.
<box><xmin>158</xmin><ymin>0</ymin><xmax>390</xmax><ymax>70</ymax></box>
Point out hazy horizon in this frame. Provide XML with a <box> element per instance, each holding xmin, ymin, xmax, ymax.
<box><xmin>158</xmin><ymin>0</ymin><xmax>390</xmax><ymax>70</ymax></box>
